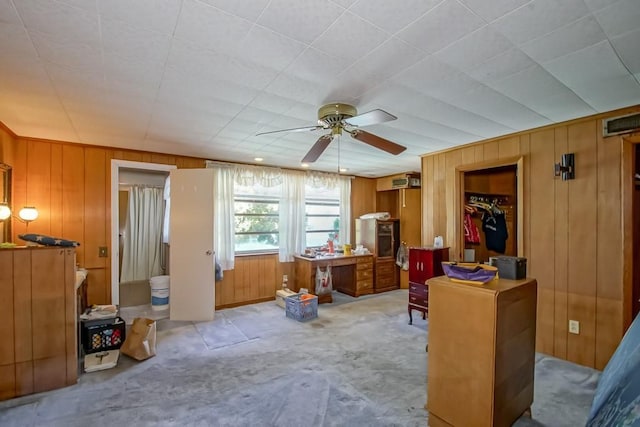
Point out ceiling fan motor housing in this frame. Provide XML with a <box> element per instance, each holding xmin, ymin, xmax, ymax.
<box><xmin>318</xmin><ymin>103</ymin><xmax>357</xmax><ymax>127</ymax></box>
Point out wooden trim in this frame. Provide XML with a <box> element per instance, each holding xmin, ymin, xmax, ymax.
<box><xmin>455</xmin><ymin>156</ymin><xmax>524</xmax><ymax>261</ymax></box>
<box><xmin>622</xmin><ymin>135</ymin><xmax>640</xmax><ymax>331</ymax></box>
<box><xmin>216</xmin><ymin>296</ymin><xmax>275</xmax><ymax>310</ymax></box>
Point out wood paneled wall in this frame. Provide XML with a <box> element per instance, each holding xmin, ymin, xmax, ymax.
<box><xmin>422</xmin><ymin>107</ymin><xmax>640</xmax><ymax>369</ymax></box>
<box><xmin>0</xmin><ymin>129</ymin><xmax>378</xmax><ymax>310</ymax></box>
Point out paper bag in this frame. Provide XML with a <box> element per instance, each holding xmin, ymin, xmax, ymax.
<box><xmin>121</xmin><ymin>317</ymin><xmax>157</xmax><ymax>361</ymax></box>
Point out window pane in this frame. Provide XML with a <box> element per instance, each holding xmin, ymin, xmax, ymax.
<box><xmin>235</xmin><ymin>233</ymin><xmax>279</xmax><ymax>252</ymax></box>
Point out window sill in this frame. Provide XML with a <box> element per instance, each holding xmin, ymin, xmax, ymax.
<box><xmin>235</xmin><ymin>250</ymin><xmax>279</xmax><ymax>258</ymax></box>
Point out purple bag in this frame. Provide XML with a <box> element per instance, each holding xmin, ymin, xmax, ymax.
<box><xmin>442</xmin><ymin>263</ymin><xmax>497</xmax><ymax>284</ymax></box>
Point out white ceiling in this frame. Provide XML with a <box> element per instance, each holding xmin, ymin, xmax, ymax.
<box><xmin>1</xmin><ymin>0</ymin><xmax>639</xmax><ymax>177</ymax></box>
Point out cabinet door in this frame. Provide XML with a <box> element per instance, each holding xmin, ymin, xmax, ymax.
<box><xmin>409</xmin><ymin>248</ymin><xmax>421</xmax><ymax>283</ymax></box>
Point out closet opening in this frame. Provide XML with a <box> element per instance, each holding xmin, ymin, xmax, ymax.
<box><xmin>456</xmin><ymin>157</ymin><xmax>524</xmax><ymax>263</ymax></box>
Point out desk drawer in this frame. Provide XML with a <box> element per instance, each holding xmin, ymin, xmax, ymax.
<box><xmin>376</xmin><ymin>261</ymin><xmax>396</xmax><ymax>275</ymax></box>
<box><xmin>409</xmin><ymin>283</ymin><xmax>428</xmax><ymax>297</ymax></box>
<box><xmin>357</xmin><ymin>269</ymin><xmax>372</xmax><ymax>281</ymax></box>
<box><xmin>356</xmin><ymin>279</ymin><xmax>373</xmax><ymax>292</ymax></box>
<box><xmin>409</xmin><ymin>293</ymin><xmax>428</xmax><ymax>307</ymax></box>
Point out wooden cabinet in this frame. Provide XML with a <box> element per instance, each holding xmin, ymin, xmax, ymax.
<box><xmin>426</xmin><ymin>275</ymin><xmax>537</xmax><ymax>427</ymax></box>
<box><xmin>354</xmin><ymin>255</ymin><xmax>374</xmax><ymax>296</ymax></box>
<box><xmin>407</xmin><ymin>247</ymin><xmax>448</xmax><ymax>324</ymax></box>
<box><xmin>0</xmin><ymin>247</ymin><xmax>77</xmax><ymax>400</ymax></box>
<box><xmin>355</xmin><ymin>218</ymin><xmax>400</xmax><ymax>293</ymax></box>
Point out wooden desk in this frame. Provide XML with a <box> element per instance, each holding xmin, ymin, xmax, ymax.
<box><xmin>426</xmin><ymin>275</ymin><xmax>537</xmax><ymax>427</ymax></box>
<box><xmin>293</xmin><ymin>254</ymin><xmax>374</xmax><ymax>303</ymax></box>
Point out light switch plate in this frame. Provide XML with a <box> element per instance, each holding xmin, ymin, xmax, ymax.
<box><xmin>569</xmin><ymin>320</ymin><xmax>580</xmax><ymax>334</ymax></box>
<box><xmin>99</xmin><ymin>246</ymin><xmax>108</xmax><ymax>257</ymax></box>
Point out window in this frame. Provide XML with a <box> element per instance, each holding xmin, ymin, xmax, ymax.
<box><xmin>233</xmin><ymin>181</ymin><xmax>340</xmax><ymax>253</ymax></box>
<box><xmin>234</xmin><ymin>182</ymin><xmax>281</xmax><ymax>253</ymax></box>
<box><xmin>305</xmin><ymin>184</ymin><xmax>340</xmax><ymax>248</ymax></box>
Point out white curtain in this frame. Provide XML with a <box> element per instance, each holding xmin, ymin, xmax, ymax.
<box><xmin>212</xmin><ymin>165</ymin><xmax>236</xmax><ymax>270</ymax></box>
<box><xmin>121</xmin><ymin>186</ymin><xmax>164</xmax><ymax>282</ymax></box>
<box><xmin>279</xmin><ymin>172</ymin><xmax>306</xmax><ymax>262</ymax></box>
<box><xmin>162</xmin><ymin>176</ymin><xmax>170</xmax><ymax>243</ymax></box>
<box><xmin>338</xmin><ymin>176</ymin><xmax>351</xmax><ymax>246</ymax></box>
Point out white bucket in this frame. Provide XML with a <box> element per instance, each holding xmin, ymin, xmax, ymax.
<box><xmin>149</xmin><ymin>275</ymin><xmax>170</xmax><ymax>311</ymax></box>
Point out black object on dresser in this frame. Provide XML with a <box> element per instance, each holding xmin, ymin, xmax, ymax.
<box><xmin>408</xmin><ymin>247</ymin><xmax>448</xmax><ymax>324</ymax></box>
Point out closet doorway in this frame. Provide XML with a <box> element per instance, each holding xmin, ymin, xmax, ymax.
<box><xmin>110</xmin><ymin>160</ymin><xmax>176</xmax><ymax>306</ymax></box>
<box><xmin>457</xmin><ymin>157</ymin><xmax>524</xmax><ymax>263</ymax></box>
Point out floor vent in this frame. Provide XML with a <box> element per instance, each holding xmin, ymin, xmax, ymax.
<box><xmin>603</xmin><ymin>113</ymin><xmax>640</xmax><ymax>137</ymax></box>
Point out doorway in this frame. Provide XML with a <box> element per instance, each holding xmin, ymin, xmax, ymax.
<box><xmin>457</xmin><ymin>157</ymin><xmax>524</xmax><ymax>262</ymax></box>
<box><xmin>110</xmin><ymin>160</ymin><xmax>176</xmax><ymax>306</ymax></box>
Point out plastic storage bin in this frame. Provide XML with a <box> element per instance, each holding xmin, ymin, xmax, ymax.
<box><xmin>81</xmin><ymin>317</ymin><xmax>127</xmax><ymax>354</ymax></box>
<box><xmin>285</xmin><ymin>294</ymin><xmax>318</xmax><ymax>322</ymax></box>
<box><xmin>496</xmin><ymin>256</ymin><xmax>527</xmax><ymax>280</ymax></box>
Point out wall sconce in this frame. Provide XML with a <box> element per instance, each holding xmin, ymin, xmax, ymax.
<box><xmin>0</xmin><ymin>203</ymin><xmax>10</xmax><ymax>221</ymax></box>
<box><xmin>554</xmin><ymin>153</ymin><xmax>575</xmax><ymax>181</ymax></box>
<box><xmin>18</xmin><ymin>206</ymin><xmax>38</xmax><ymax>224</ymax></box>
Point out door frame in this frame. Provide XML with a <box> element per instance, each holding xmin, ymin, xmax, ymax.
<box><xmin>622</xmin><ymin>133</ymin><xmax>640</xmax><ymax>330</ymax></box>
<box><xmin>455</xmin><ymin>156</ymin><xmax>524</xmax><ymax>261</ymax></box>
<box><xmin>110</xmin><ymin>159</ymin><xmax>176</xmax><ymax>305</ymax></box>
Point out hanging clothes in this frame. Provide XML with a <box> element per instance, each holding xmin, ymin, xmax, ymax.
<box><xmin>482</xmin><ymin>211</ymin><xmax>508</xmax><ymax>253</ymax></box>
<box><xmin>464</xmin><ymin>213</ymin><xmax>481</xmax><ymax>244</ymax></box>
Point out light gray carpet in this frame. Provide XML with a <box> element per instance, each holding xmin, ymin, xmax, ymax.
<box><xmin>0</xmin><ymin>290</ymin><xmax>599</xmax><ymax>426</ymax></box>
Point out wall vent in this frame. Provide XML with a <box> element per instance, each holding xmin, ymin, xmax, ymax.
<box><xmin>603</xmin><ymin>113</ymin><xmax>640</xmax><ymax>137</ymax></box>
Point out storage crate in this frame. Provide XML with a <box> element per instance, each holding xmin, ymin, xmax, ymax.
<box><xmin>81</xmin><ymin>316</ymin><xmax>126</xmax><ymax>354</ymax></box>
<box><xmin>285</xmin><ymin>294</ymin><xmax>318</xmax><ymax>322</ymax></box>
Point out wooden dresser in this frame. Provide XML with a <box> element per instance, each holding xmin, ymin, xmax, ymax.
<box><xmin>407</xmin><ymin>247</ymin><xmax>448</xmax><ymax>324</ymax></box>
<box><xmin>0</xmin><ymin>247</ymin><xmax>78</xmax><ymax>400</ymax></box>
<box><xmin>426</xmin><ymin>275</ymin><xmax>537</xmax><ymax>427</ymax></box>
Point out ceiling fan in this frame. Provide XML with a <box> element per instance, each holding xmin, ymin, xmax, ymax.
<box><xmin>256</xmin><ymin>103</ymin><xmax>406</xmax><ymax>163</ymax></box>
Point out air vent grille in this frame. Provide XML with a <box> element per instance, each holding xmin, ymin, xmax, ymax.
<box><xmin>603</xmin><ymin>113</ymin><xmax>640</xmax><ymax>137</ymax></box>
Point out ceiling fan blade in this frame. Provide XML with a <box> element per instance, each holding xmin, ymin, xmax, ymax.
<box><xmin>302</xmin><ymin>134</ymin><xmax>334</xmax><ymax>163</ymax></box>
<box><xmin>343</xmin><ymin>109</ymin><xmax>397</xmax><ymax>127</ymax></box>
<box><xmin>350</xmin><ymin>129</ymin><xmax>406</xmax><ymax>155</ymax></box>
<box><xmin>256</xmin><ymin>125</ymin><xmax>322</xmax><ymax>136</ymax></box>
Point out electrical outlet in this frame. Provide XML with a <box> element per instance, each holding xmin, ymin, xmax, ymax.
<box><xmin>569</xmin><ymin>320</ymin><xmax>580</xmax><ymax>334</ymax></box>
<box><xmin>98</xmin><ymin>246</ymin><xmax>108</xmax><ymax>257</ymax></box>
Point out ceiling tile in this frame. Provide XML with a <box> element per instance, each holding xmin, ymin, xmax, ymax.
<box><xmin>448</xmin><ymin>85</ymin><xmax>551</xmax><ymax>129</ymax></box>
<box><xmin>263</xmin><ymin>73</ymin><xmax>331</xmax><ymax>104</ymax></box>
<box><xmin>583</xmin><ymin>0</ymin><xmax>624</xmax><ymax>12</ymax></box>
<box><xmin>394</xmin><ymin>56</ymin><xmax>484</xmax><ymax>101</ymax></box>
<box><xmin>197</xmin><ymin>0</ymin><xmax>270</xmax><ymax>22</ymax></box>
<box><xmin>570</xmin><ymin>75</ymin><xmax>640</xmax><ymax>111</ymax></box>
<box><xmin>434</xmin><ymin>26</ymin><xmax>514</xmax><ymax>72</ymax></box>
<box><xmin>543</xmin><ymin>41</ymin><xmax>631</xmax><ymax>86</ymax></box>
<box><xmin>348</xmin><ymin>0</ymin><xmax>442</xmax><ymax>33</ymax></box>
<box><xmin>488</xmin><ymin>65</ymin><xmax>596</xmax><ymax>121</ymax></box>
<box><xmin>250</xmin><ymin>93</ymin><xmax>299</xmax><ymax>115</ymax></box>
<box><xmin>388</xmin><ymin>113</ymin><xmax>481</xmax><ymax>143</ymax></box>
<box><xmin>258</xmin><ymin>0</ymin><xmax>344</xmax><ymax>44</ymax></box>
<box><xmin>458</xmin><ymin>0</ymin><xmax>531</xmax><ymax>22</ymax></box>
<box><xmin>519</xmin><ymin>15</ymin><xmax>606</xmax><ymax>64</ymax></box>
<box><xmin>611</xmin><ymin>28</ymin><xmax>640</xmax><ymax>74</ymax></box>
<box><xmin>236</xmin><ymin>26</ymin><xmax>307</xmax><ymax>71</ymax></box>
<box><xmin>29</xmin><ymin>31</ymin><xmax>102</xmax><ymax>73</ymax></box>
<box><xmin>285</xmin><ymin>48</ymin><xmax>351</xmax><ymax>85</ymax></box>
<box><xmin>311</xmin><ymin>10</ymin><xmax>389</xmax><ymax>63</ymax></box>
<box><xmin>491</xmin><ymin>0</ymin><xmax>590</xmax><ymax>45</ymax></box>
<box><xmin>15</xmin><ymin>0</ymin><xmax>101</xmax><ymax>44</ymax></box>
<box><xmin>0</xmin><ymin>0</ymin><xmax>21</xmax><ymax>24</ymax></box>
<box><xmin>174</xmin><ymin>0</ymin><xmax>252</xmax><ymax>56</ymax></box>
<box><xmin>97</xmin><ymin>0</ymin><xmax>182</xmax><ymax>34</ymax></box>
<box><xmin>0</xmin><ymin>23</ymin><xmax>38</xmax><ymax>59</ymax></box>
<box><xmin>330</xmin><ymin>0</ymin><xmax>358</xmax><ymax>8</ymax></box>
<box><xmin>344</xmin><ymin>37</ymin><xmax>427</xmax><ymax>83</ymax></box>
<box><xmin>467</xmin><ymin>48</ymin><xmax>537</xmax><ymax>83</ymax></box>
<box><xmin>100</xmin><ymin>19</ymin><xmax>172</xmax><ymax>66</ymax></box>
<box><xmin>397</xmin><ymin>0</ymin><xmax>485</xmax><ymax>54</ymax></box>
<box><xmin>593</xmin><ymin>0</ymin><xmax>640</xmax><ymax>38</ymax></box>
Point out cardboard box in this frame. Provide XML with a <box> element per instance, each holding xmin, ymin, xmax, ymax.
<box><xmin>275</xmin><ymin>288</ymin><xmax>297</xmax><ymax>308</ymax></box>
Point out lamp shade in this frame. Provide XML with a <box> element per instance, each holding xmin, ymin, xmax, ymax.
<box><xmin>19</xmin><ymin>206</ymin><xmax>38</xmax><ymax>222</ymax></box>
<box><xmin>0</xmin><ymin>204</ymin><xmax>10</xmax><ymax>220</ymax></box>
